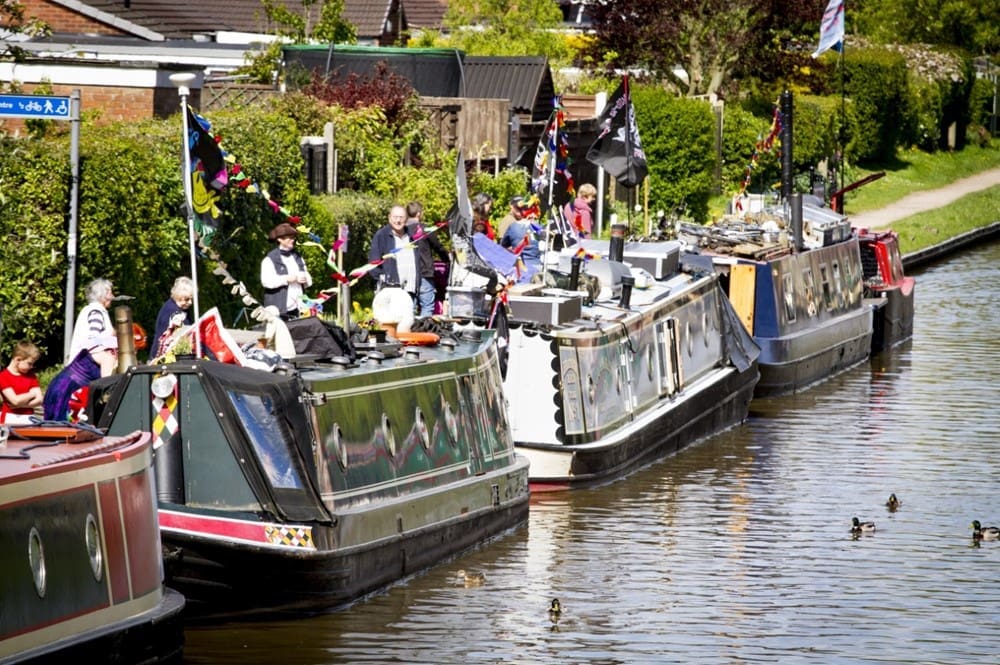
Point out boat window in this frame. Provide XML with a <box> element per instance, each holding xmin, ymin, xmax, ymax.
<box><xmin>782</xmin><ymin>272</ymin><xmax>797</xmax><ymax>323</ymax></box>
<box><xmin>887</xmin><ymin>238</ymin><xmax>904</xmax><ymax>283</ymax></box>
<box><xmin>819</xmin><ymin>264</ymin><xmax>833</xmax><ymax>311</ymax></box>
<box><xmin>802</xmin><ymin>267</ymin><xmax>817</xmax><ymax>317</ymax></box>
<box><xmin>831</xmin><ymin>261</ymin><xmax>845</xmax><ymax>309</ymax></box>
<box><xmin>228</xmin><ymin>391</ymin><xmax>305</xmax><ymax>490</ymax></box>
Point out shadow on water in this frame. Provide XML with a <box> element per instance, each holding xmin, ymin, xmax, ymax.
<box><xmin>184</xmin><ymin>240</ymin><xmax>1000</xmax><ymax>664</ymax></box>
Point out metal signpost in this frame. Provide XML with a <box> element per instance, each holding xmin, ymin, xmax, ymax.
<box><xmin>0</xmin><ymin>92</ymin><xmax>82</xmax><ymax>362</ymax></box>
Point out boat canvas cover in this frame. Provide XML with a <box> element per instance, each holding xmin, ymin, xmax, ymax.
<box><xmin>196</xmin><ymin>361</ymin><xmax>330</xmax><ymax>523</ymax></box>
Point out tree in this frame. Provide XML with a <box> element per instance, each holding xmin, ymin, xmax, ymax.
<box><xmin>0</xmin><ymin>0</ymin><xmax>49</xmax><ymax>65</ymax></box>
<box><xmin>238</xmin><ymin>0</ymin><xmax>356</xmax><ymax>84</ymax></box>
<box><xmin>437</xmin><ymin>0</ymin><xmax>569</xmax><ymax>60</ymax></box>
<box><xmin>586</xmin><ymin>0</ymin><xmax>816</xmax><ymax>97</ymax></box>
<box><xmin>853</xmin><ymin>0</ymin><xmax>999</xmax><ymax>56</ymax></box>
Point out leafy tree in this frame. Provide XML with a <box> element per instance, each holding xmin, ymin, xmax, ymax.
<box><xmin>586</xmin><ymin>0</ymin><xmax>816</xmax><ymax>97</ymax></box>
<box><xmin>238</xmin><ymin>0</ymin><xmax>356</xmax><ymax>84</ymax></box>
<box><xmin>854</xmin><ymin>0</ymin><xmax>999</xmax><ymax>56</ymax></box>
<box><xmin>0</xmin><ymin>0</ymin><xmax>49</xmax><ymax>65</ymax></box>
<box><xmin>433</xmin><ymin>0</ymin><xmax>570</xmax><ymax>61</ymax></box>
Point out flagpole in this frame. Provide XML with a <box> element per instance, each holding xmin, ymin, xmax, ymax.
<box><xmin>170</xmin><ymin>72</ymin><xmax>202</xmax><ymax>358</ymax></box>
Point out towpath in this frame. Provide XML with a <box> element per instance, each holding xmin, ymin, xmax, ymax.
<box><xmin>848</xmin><ymin>167</ymin><xmax>1000</xmax><ymax>229</ymax></box>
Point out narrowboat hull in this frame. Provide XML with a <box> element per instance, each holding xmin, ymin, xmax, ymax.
<box><xmin>92</xmin><ymin>330</ymin><xmax>529</xmax><ymax>617</ymax></box>
<box><xmin>681</xmin><ymin>203</ymin><xmax>874</xmax><ymax>398</ymax></box>
<box><xmin>452</xmin><ymin>239</ymin><xmax>760</xmax><ymax>490</ymax></box>
<box><xmin>0</xmin><ymin>429</ymin><xmax>184</xmax><ymax>664</ymax></box>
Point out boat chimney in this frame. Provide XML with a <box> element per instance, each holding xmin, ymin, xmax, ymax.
<box><xmin>569</xmin><ymin>256</ymin><xmax>583</xmax><ymax>291</ymax></box>
<box><xmin>609</xmin><ymin>223</ymin><xmax>626</xmax><ymax>263</ymax></box>
<box><xmin>790</xmin><ymin>192</ymin><xmax>804</xmax><ymax>252</ymax></box>
<box><xmin>113</xmin><ymin>305</ymin><xmax>137</xmax><ymax>372</ymax></box>
<box><xmin>780</xmin><ymin>90</ymin><xmax>794</xmax><ymax>203</ymax></box>
<box><xmin>619</xmin><ymin>275</ymin><xmax>634</xmax><ymax>309</ymax></box>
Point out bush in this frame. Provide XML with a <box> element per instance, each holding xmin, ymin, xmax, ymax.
<box><xmin>843</xmin><ymin>48</ymin><xmax>909</xmax><ymax>163</ymax></box>
<box><xmin>631</xmin><ymin>86</ymin><xmax>716</xmax><ymax>223</ymax></box>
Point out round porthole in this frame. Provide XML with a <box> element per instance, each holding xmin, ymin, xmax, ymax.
<box><xmin>686</xmin><ymin>321</ymin><xmax>694</xmax><ymax>357</ymax></box>
<box><xmin>382</xmin><ymin>414</ymin><xmax>396</xmax><ymax>456</ymax></box>
<box><xmin>702</xmin><ymin>311</ymin><xmax>711</xmax><ymax>347</ymax></box>
<box><xmin>332</xmin><ymin>425</ymin><xmax>348</xmax><ymax>469</ymax></box>
<box><xmin>28</xmin><ymin>527</ymin><xmax>46</xmax><ymax>598</ymax></box>
<box><xmin>646</xmin><ymin>345</ymin><xmax>655</xmax><ymax>381</ymax></box>
<box><xmin>85</xmin><ymin>514</ymin><xmax>103</xmax><ymax>582</ymax></box>
<box><xmin>587</xmin><ymin>376</ymin><xmax>596</xmax><ymax>405</ymax></box>
<box><xmin>415</xmin><ymin>407</ymin><xmax>431</xmax><ymax>450</ymax></box>
<box><xmin>443</xmin><ymin>402</ymin><xmax>459</xmax><ymax>446</ymax></box>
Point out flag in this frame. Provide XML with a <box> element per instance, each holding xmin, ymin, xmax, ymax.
<box><xmin>531</xmin><ymin>100</ymin><xmax>575</xmax><ymax>210</ymax></box>
<box><xmin>184</xmin><ymin>105</ymin><xmax>230</xmax><ymax>243</ymax></box>
<box><xmin>812</xmin><ymin>0</ymin><xmax>845</xmax><ymax>58</ymax></box>
<box><xmin>586</xmin><ymin>75</ymin><xmax>648</xmax><ymax>188</ymax></box>
<box><xmin>448</xmin><ymin>149</ymin><xmax>474</xmax><ymax>237</ymax></box>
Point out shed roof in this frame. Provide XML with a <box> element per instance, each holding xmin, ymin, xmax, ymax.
<box><xmin>463</xmin><ymin>56</ymin><xmax>554</xmax><ymax>122</ymax></box>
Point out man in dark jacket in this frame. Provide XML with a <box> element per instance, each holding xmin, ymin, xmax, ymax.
<box><xmin>406</xmin><ymin>201</ymin><xmax>450</xmax><ymax>317</ymax></box>
<box><xmin>369</xmin><ymin>205</ymin><xmax>422</xmax><ymax>312</ymax></box>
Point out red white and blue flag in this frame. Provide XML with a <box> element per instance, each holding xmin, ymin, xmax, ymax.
<box><xmin>812</xmin><ymin>0</ymin><xmax>845</xmax><ymax>58</ymax></box>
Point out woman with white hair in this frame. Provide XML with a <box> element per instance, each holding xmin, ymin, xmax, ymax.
<box><xmin>151</xmin><ymin>276</ymin><xmax>195</xmax><ymax>357</ymax></box>
<box><xmin>68</xmin><ymin>278</ymin><xmax>116</xmax><ymax>365</ymax></box>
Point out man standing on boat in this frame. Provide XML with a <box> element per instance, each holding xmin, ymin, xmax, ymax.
<box><xmin>261</xmin><ymin>223</ymin><xmax>312</xmax><ymax>321</ymax></box>
<box><xmin>369</xmin><ymin>205</ymin><xmax>423</xmax><ymax>312</ymax></box>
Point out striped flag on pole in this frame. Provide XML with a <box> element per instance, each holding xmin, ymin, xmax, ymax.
<box><xmin>812</xmin><ymin>0</ymin><xmax>845</xmax><ymax>58</ymax></box>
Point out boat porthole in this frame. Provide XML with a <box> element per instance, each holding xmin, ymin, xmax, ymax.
<box><xmin>702</xmin><ymin>311</ymin><xmax>710</xmax><ymax>347</ymax></box>
<box><xmin>382</xmin><ymin>414</ymin><xmax>396</xmax><ymax>456</ymax></box>
<box><xmin>332</xmin><ymin>425</ymin><xmax>348</xmax><ymax>469</ymax></box>
<box><xmin>646</xmin><ymin>345</ymin><xmax>654</xmax><ymax>381</ymax></box>
<box><xmin>415</xmin><ymin>407</ymin><xmax>431</xmax><ymax>450</ymax></box>
<box><xmin>587</xmin><ymin>376</ymin><xmax>596</xmax><ymax>404</ymax></box>
<box><xmin>443</xmin><ymin>402</ymin><xmax>459</xmax><ymax>446</ymax></box>
<box><xmin>85</xmin><ymin>514</ymin><xmax>103</xmax><ymax>582</ymax></box>
<box><xmin>28</xmin><ymin>527</ymin><xmax>46</xmax><ymax>598</ymax></box>
<box><xmin>686</xmin><ymin>321</ymin><xmax>693</xmax><ymax>357</ymax></box>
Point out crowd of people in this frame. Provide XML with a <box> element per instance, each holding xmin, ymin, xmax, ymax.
<box><xmin>2</xmin><ymin>186</ymin><xmax>597</xmax><ymax>423</ymax></box>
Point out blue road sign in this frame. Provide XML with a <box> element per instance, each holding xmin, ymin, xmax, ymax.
<box><xmin>0</xmin><ymin>94</ymin><xmax>73</xmax><ymax>120</ymax></box>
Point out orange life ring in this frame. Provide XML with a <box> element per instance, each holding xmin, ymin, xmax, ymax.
<box><xmin>396</xmin><ymin>331</ymin><xmax>440</xmax><ymax>346</ymax></box>
<box><xmin>133</xmin><ymin>322</ymin><xmax>148</xmax><ymax>351</ymax></box>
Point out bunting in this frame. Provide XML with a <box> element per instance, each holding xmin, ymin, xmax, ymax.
<box><xmin>531</xmin><ymin>99</ymin><xmax>574</xmax><ymax>209</ymax></box>
<box><xmin>734</xmin><ymin>104</ymin><xmax>783</xmax><ymax>210</ymax></box>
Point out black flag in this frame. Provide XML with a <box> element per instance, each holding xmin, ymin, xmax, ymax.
<box><xmin>586</xmin><ymin>76</ymin><xmax>647</xmax><ymax>188</ymax></box>
<box><xmin>447</xmin><ymin>149</ymin><xmax>474</xmax><ymax>237</ymax></box>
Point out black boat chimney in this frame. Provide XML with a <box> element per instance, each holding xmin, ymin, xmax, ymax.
<box><xmin>790</xmin><ymin>192</ymin><xmax>803</xmax><ymax>252</ymax></box>
<box><xmin>780</xmin><ymin>90</ymin><xmax>794</xmax><ymax>203</ymax></box>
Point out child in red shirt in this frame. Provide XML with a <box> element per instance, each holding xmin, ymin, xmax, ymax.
<box><xmin>1</xmin><ymin>341</ymin><xmax>43</xmax><ymax>424</ymax></box>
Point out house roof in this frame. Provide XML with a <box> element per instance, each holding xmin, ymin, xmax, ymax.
<box><xmin>463</xmin><ymin>56</ymin><xmax>554</xmax><ymax>121</ymax></box>
<box><xmin>401</xmin><ymin>0</ymin><xmax>447</xmax><ymax>30</ymax></box>
<box><xmin>54</xmin><ymin>0</ymin><xmax>321</xmax><ymax>40</ymax></box>
<box><xmin>342</xmin><ymin>0</ymin><xmax>393</xmax><ymax>39</ymax></box>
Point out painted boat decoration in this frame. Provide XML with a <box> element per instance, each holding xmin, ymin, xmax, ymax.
<box><xmin>88</xmin><ymin>329</ymin><xmax>529</xmax><ymax>617</ymax></box>
<box><xmin>855</xmin><ymin>226</ymin><xmax>915</xmax><ymax>353</ymax></box>
<box><xmin>448</xmin><ymin>238</ymin><xmax>760</xmax><ymax>491</ymax></box>
<box><xmin>0</xmin><ymin>427</ymin><xmax>184</xmax><ymax>664</ymax></box>
<box><xmin>678</xmin><ymin>197</ymin><xmax>873</xmax><ymax>398</ymax></box>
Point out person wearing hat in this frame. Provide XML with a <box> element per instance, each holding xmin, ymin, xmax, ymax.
<box><xmin>261</xmin><ymin>222</ymin><xmax>312</xmax><ymax>320</ymax></box>
<box><xmin>498</xmin><ymin>196</ymin><xmax>528</xmax><ymax>239</ymax></box>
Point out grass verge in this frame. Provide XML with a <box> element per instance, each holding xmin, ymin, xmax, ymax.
<box><xmin>890</xmin><ymin>185</ymin><xmax>1000</xmax><ymax>255</ymax></box>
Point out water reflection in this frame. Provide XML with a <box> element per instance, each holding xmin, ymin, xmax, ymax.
<box><xmin>185</xmin><ymin>241</ymin><xmax>1000</xmax><ymax>663</ymax></box>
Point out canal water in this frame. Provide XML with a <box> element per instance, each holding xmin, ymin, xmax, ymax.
<box><xmin>184</xmin><ymin>240</ymin><xmax>1000</xmax><ymax>664</ymax></box>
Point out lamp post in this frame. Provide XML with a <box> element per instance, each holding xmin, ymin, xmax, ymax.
<box><xmin>169</xmin><ymin>72</ymin><xmax>201</xmax><ymax>358</ymax></box>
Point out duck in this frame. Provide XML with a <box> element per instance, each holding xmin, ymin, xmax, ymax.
<box><xmin>548</xmin><ymin>598</ymin><xmax>562</xmax><ymax>622</ymax></box>
<box><xmin>851</xmin><ymin>517</ymin><xmax>876</xmax><ymax>535</ymax></box>
<box><xmin>971</xmin><ymin>520</ymin><xmax>1000</xmax><ymax>541</ymax></box>
<box><xmin>456</xmin><ymin>569</ymin><xmax>486</xmax><ymax>587</ymax></box>
<box><xmin>885</xmin><ymin>493</ymin><xmax>901</xmax><ymax>511</ymax></box>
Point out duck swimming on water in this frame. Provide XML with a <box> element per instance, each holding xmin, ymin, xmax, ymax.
<box><xmin>885</xmin><ymin>493</ymin><xmax>901</xmax><ymax>511</ymax></box>
<box><xmin>456</xmin><ymin>569</ymin><xmax>486</xmax><ymax>587</ymax></box>
<box><xmin>971</xmin><ymin>520</ymin><xmax>999</xmax><ymax>541</ymax></box>
<box><xmin>548</xmin><ymin>598</ymin><xmax>561</xmax><ymax>622</ymax></box>
<box><xmin>851</xmin><ymin>517</ymin><xmax>876</xmax><ymax>535</ymax></box>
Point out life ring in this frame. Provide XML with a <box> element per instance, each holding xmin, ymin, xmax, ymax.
<box><xmin>396</xmin><ymin>331</ymin><xmax>440</xmax><ymax>346</ymax></box>
<box><xmin>133</xmin><ymin>322</ymin><xmax>148</xmax><ymax>351</ymax></box>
